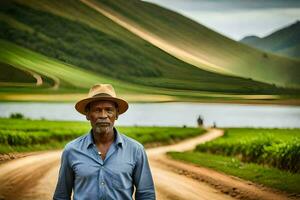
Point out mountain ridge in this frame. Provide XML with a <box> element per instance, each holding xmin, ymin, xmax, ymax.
<box><xmin>240</xmin><ymin>21</ymin><xmax>300</xmax><ymax>59</ymax></box>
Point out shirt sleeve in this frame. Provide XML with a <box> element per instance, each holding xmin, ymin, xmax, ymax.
<box><xmin>133</xmin><ymin>146</ymin><xmax>156</xmax><ymax>200</ymax></box>
<box><xmin>53</xmin><ymin>147</ymin><xmax>74</xmax><ymax>200</ymax></box>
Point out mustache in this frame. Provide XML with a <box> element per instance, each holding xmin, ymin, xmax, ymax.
<box><xmin>95</xmin><ymin>119</ymin><xmax>110</xmax><ymax>124</ymax></box>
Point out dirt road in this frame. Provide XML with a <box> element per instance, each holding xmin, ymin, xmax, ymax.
<box><xmin>149</xmin><ymin>129</ymin><xmax>234</xmax><ymax>200</ymax></box>
<box><xmin>0</xmin><ymin>129</ymin><xmax>296</xmax><ymax>200</ymax></box>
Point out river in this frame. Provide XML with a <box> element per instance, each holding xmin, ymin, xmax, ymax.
<box><xmin>0</xmin><ymin>102</ymin><xmax>299</xmax><ymax>128</ymax></box>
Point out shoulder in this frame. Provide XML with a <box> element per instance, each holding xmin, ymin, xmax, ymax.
<box><xmin>64</xmin><ymin>133</ymin><xmax>90</xmax><ymax>152</ymax></box>
<box><xmin>118</xmin><ymin>133</ymin><xmax>150</xmax><ymax>165</ymax></box>
<box><xmin>119</xmin><ymin>133</ymin><xmax>144</xmax><ymax>150</ymax></box>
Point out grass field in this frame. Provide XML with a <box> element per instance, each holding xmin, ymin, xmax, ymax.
<box><xmin>168</xmin><ymin>128</ymin><xmax>300</xmax><ymax>194</ymax></box>
<box><xmin>0</xmin><ymin>118</ymin><xmax>205</xmax><ymax>153</ymax></box>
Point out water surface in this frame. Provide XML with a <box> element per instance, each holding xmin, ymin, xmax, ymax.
<box><xmin>0</xmin><ymin>102</ymin><xmax>299</xmax><ymax>128</ymax></box>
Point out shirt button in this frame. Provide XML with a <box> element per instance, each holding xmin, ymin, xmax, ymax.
<box><xmin>101</xmin><ymin>182</ymin><xmax>105</xmax><ymax>185</ymax></box>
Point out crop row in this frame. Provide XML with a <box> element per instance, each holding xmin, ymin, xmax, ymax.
<box><xmin>0</xmin><ymin>118</ymin><xmax>204</xmax><ymax>153</ymax></box>
<box><xmin>196</xmin><ymin>134</ymin><xmax>300</xmax><ymax>173</ymax></box>
<box><xmin>0</xmin><ymin>127</ymin><xmax>202</xmax><ymax>147</ymax></box>
<box><xmin>0</xmin><ymin>130</ymin><xmax>82</xmax><ymax>146</ymax></box>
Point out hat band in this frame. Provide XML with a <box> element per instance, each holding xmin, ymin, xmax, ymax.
<box><xmin>92</xmin><ymin>93</ymin><xmax>113</xmax><ymax>98</ymax></box>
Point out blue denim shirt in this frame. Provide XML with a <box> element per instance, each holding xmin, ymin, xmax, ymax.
<box><xmin>53</xmin><ymin>128</ymin><xmax>155</xmax><ymax>200</ymax></box>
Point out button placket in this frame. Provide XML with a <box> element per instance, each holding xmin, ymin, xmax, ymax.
<box><xmin>99</xmin><ymin>165</ymin><xmax>105</xmax><ymax>187</ymax></box>
<box><xmin>92</xmin><ymin>144</ymin><xmax>103</xmax><ymax>165</ymax></box>
<box><xmin>99</xmin><ymin>165</ymin><xmax>102</xmax><ymax>182</ymax></box>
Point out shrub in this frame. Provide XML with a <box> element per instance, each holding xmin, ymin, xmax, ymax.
<box><xmin>196</xmin><ymin>135</ymin><xmax>300</xmax><ymax>173</ymax></box>
<box><xmin>9</xmin><ymin>113</ymin><xmax>24</xmax><ymax>119</ymax></box>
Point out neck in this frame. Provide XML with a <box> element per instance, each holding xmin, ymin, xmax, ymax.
<box><xmin>92</xmin><ymin>128</ymin><xmax>115</xmax><ymax>145</ymax></box>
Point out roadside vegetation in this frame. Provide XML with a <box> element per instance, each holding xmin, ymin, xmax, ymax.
<box><xmin>196</xmin><ymin>128</ymin><xmax>300</xmax><ymax>173</ymax></box>
<box><xmin>168</xmin><ymin>128</ymin><xmax>300</xmax><ymax>194</ymax></box>
<box><xmin>0</xmin><ymin>118</ymin><xmax>204</xmax><ymax>153</ymax></box>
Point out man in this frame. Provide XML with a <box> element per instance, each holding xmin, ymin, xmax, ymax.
<box><xmin>53</xmin><ymin>84</ymin><xmax>155</xmax><ymax>200</ymax></box>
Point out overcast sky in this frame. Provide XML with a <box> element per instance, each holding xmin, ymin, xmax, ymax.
<box><xmin>144</xmin><ymin>0</ymin><xmax>300</xmax><ymax>40</ymax></box>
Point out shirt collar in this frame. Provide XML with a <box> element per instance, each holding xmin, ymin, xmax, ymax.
<box><xmin>86</xmin><ymin>127</ymin><xmax>123</xmax><ymax>149</ymax></box>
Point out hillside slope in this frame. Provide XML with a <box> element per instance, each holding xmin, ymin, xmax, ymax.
<box><xmin>240</xmin><ymin>21</ymin><xmax>300</xmax><ymax>59</ymax></box>
<box><xmin>88</xmin><ymin>0</ymin><xmax>300</xmax><ymax>88</ymax></box>
<box><xmin>0</xmin><ymin>0</ymin><xmax>294</xmax><ymax>95</ymax></box>
<box><xmin>0</xmin><ymin>0</ymin><xmax>300</xmax><ymax>104</ymax></box>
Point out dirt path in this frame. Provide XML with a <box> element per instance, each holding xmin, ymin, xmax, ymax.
<box><xmin>0</xmin><ymin>151</ymin><xmax>61</xmax><ymax>200</ymax></box>
<box><xmin>148</xmin><ymin>129</ymin><xmax>236</xmax><ymax>200</ymax></box>
<box><xmin>0</xmin><ymin>129</ymin><xmax>297</xmax><ymax>200</ymax></box>
<box><xmin>0</xmin><ymin>69</ymin><xmax>42</xmax><ymax>87</ymax></box>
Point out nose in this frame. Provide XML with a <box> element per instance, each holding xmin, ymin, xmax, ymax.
<box><xmin>99</xmin><ymin>109</ymin><xmax>108</xmax><ymax>118</ymax></box>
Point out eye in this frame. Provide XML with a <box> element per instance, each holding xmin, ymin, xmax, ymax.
<box><xmin>92</xmin><ymin>108</ymin><xmax>101</xmax><ymax>113</ymax></box>
<box><xmin>106</xmin><ymin>108</ymin><xmax>114</xmax><ymax>113</ymax></box>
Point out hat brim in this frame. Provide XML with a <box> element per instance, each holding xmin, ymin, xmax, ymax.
<box><xmin>75</xmin><ymin>96</ymin><xmax>128</xmax><ymax>115</ymax></box>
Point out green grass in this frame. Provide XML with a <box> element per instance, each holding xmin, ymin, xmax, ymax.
<box><xmin>0</xmin><ymin>118</ymin><xmax>205</xmax><ymax>153</ymax></box>
<box><xmin>211</xmin><ymin>128</ymin><xmax>300</xmax><ymax>141</ymax></box>
<box><xmin>1</xmin><ymin>0</ymin><xmax>299</xmax><ymax>97</ymax></box>
<box><xmin>168</xmin><ymin>151</ymin><xmax>300</xmax><ymax>194</ymax></box>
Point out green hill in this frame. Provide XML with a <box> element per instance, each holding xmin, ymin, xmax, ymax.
<box><xmin>0</xmin><ymin>0</ymin><xmax>300</xmax><ymax>103</ymax></box>
<box><xmin>240</xmin><ymin>21</ymin><xmax>300</xmax><ymax>60</ymax></box>
<box><xmin>89</xmin><ymin>0</ymin><xmax>300</xmax><ymax>88</ymax></box>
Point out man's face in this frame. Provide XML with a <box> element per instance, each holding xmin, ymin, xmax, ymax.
<box><xmin>86</xmin><ymin>100</ymin><xmax>118</xmax><ymax>135</ymax></box>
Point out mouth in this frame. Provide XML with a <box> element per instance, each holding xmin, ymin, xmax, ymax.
<box><xmin>96</xmin><ymin>122</ymin><xmax>110</xmax><ymax>126</ymax></box>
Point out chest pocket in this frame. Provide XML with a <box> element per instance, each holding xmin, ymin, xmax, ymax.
<box><xmin>115</xmin><ymin>161</ymin><xmax>134</xmax><ymax>174</ymax></box>
<box><xmin>104</xmin><ymin>162</ymin><xmax>134</xmax><ymax>190</ymax></box>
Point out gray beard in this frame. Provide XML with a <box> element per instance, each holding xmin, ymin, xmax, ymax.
<box><xmin>94</xmin><ymin>125</ymin><xmax>111</xmax><ymax>135</ymax></box>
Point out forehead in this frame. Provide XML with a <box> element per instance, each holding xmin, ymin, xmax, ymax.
<box><xmin>89</xmin><ymin>100</ymin><xmax>116</xmax><ymax>108</ymax></box>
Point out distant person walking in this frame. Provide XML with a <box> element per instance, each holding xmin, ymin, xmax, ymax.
<box><xmin>213</xmin><ymin>121</ymin><xmax>217</xmax><ymax>128</ymax></box>
<box><xmin>53</xmin><ymin>84</ymin><xmax>155</xmax><ymax>200</ymax></box>
<box><xmin>197</xmin><ymin>115</ymin><xmax>204</xmax><ymax>127</ymax></box>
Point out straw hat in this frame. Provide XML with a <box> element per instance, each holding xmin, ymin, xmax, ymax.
<box><xmin>75</xmin><ymin>84</ymin><xmax>128</xmax><ymax>115</ymax></box>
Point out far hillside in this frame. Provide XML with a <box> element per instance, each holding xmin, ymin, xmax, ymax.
<box><xmin>90</xmin><ymin>0</ymin><xmax>300</xmax><ymax>88</ymax></box>
<box><xmin>0</xmin><ymin>0</ymin><xmax>283</xmax><ymax>94</ymax></box>
<box><xmin>241</xmin><ymin>21</ymin><xmax>300</xmax><ymax>60</ymax></box>
<box><xmin>0</xmin><ymin>0</ymin><xmax>300</xmax><ymax>103</ymax></box>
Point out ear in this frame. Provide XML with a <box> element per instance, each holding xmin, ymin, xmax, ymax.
<box><xmin>115</xmin><ymin>112</ymin><xmax>119</xmax><ymax>120</ymax></box>
<box><xmin>86</xmin><ymin>114</ymin><xmax>90</xmax><ymax>121</ymax></box>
